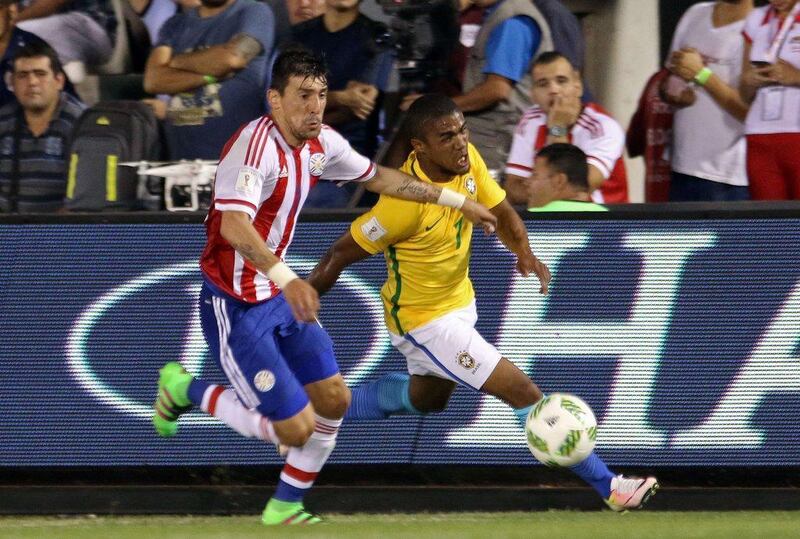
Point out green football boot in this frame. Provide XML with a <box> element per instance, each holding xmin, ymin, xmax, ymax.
<box><xmin>152</xmin><ymin>362</ymin><xmax>193</xmax><ymax>437</ymax></box>
<box><xmin>261</xmin><ymin>499</ymin><xmax>322</xmax><ymax>526</ymax></box>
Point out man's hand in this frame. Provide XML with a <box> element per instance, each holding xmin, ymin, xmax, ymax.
<box><xmin>762</xmin><ymin>60</ymin><xmax>800</xmax><ymax>87</ymax></box>
<box><xmin>281</xmin><ymin>279</ymin><xmax>321</xmax><ymax>322</ymax></box>
<box><xmin>516</xmin><ymin>252</ymin><xmax>551</xmax><ymax>295</ymax></box>
<box><xmin>343</xmin><ymin>81</ymin><xmax>378</xmax><ymax>119</ymax></box>
<box><xmin>547</xmin><ymin>95</ymin><xmax>582</xmax><ymax>130</ymax></box>
<box><xmin>668</xmin><ymin>48</ymin><xmax>705</xmax><ymax>82</ymax></box>
<box><xmin>460</xmin><ymin>198</ymin><xmax>497</xmax><ymax>234</ymax></box>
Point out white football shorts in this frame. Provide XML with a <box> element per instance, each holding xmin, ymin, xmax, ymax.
<box><xmin>389</xmin><ymin>301</ymin><xmax>502</xmax><ymax>389</ymax></box>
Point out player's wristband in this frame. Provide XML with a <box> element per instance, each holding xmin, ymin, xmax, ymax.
<box><xmin>694</xmin><ymin>67</ymin><xmax>713</xmax><ymax>86</ymax></box>
<box><xmin>437</xmin><ymin>188</ymin><xmax>466</xmax><ymax>210</ymax></box>
<box><xmin>203</xmin><ymin>74</ymin><xmax>218</xmax><ymax>85</ymax></box>
<box><xmin>267</xmin><ymin>261</ymin><xmax>298</xmax><ymax>288</ymax></box>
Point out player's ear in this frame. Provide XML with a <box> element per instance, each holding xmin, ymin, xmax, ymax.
<box><xmin>267</xmin><ymin>88</ymin><xmax>281</xmax><ymax>111</ymax></box>
<box><xmin>409</xmin><ymin>137</ymin><xmax>425</xmax><ymax>154</ymax></box>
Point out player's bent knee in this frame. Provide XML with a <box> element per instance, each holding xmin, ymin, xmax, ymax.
<box><xmin>273</xmin><ymin>406</ymin><xmax>316</xmax><ymax>447</ymax></box>
<box><xmin>307</xmin><ymin>377</ymin><xmax>351</xmax><ymax>419</ymax></box>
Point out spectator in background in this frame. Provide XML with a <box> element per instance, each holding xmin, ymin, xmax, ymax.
<box><xmin>266</xmin><ymin>0</ymin><xmax>326</xmax><ymax>48</ymax></box>
<box><xmin>627</xmin><ymin>69</ymin><xmax>673</xmax><ymax>203</ymax></box>
<box><xmin>662</xmin><ymin>0</ymin><xmax>752</xmax><ymax>202</ymax></box>
<box><xmin>0</xmin><ymin>41</ymin><xmax>84</xmax><ymax>212</ymax></box>
<box><xmin>292</xmin><ymin>0</ymin><xmax>392</xmax><ymax>207</ymax></box>
<box><xmin>527</xmin><ymin>143</ymin><xmax>608</xmax><ymax>212</ymax></box>
<box><xmin>129</xmin><ymin>0</ymin><xmax>201</xmax><ymax>46</ymax></box>
<box><xmin>0</xmin><ymin>0</ymin><xmax>77</xmax><ymax>107</ymax></box>
<box><xmin>404</xmin><ymin>0</ymin><xmax>554</xmax><ymax>176</ymax></box>
<box><xmin>16</xmin><ymin>1</ymin><xmax>117</xmax><ymax>75</ymax></box>
<box><xmin>740</xmin><ymin>0</ymin><xmax>800</xmax><ymax>199</ymax></box>
<box><xmin>143</xmin><ymin>0</ymin><xmax>276</xmax><ymax>160</ymax></box>
<box><xmin>505</xmin><ymin>52</ymin><xmax>628</xmax><ymax>206</ymax></box>
<box><xmin>532</xmin><ymin>0</ymin><xmax>593</xmax><ymax>101</ymax></box>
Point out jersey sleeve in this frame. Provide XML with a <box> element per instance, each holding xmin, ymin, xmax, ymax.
<box><xmin>213</xmin><ymin>123</ymin><xmax>270</xmax><ymax>219</ymax></box>
<box><xmin>505</xmin><ymin>112</ymin><xmax>539</xmax><ymax>177</ymax></box>
<box><xmin>584</xmin><ymin>115</ymin><xmax>625</xmax><ymax>179</ymax></box>
<box><xmin>350</xmin><ymin>196</ymin><xmax>421</xmax><ymax>254</ymax></box>
<box><xmin>320</xmin><ymin>126</ymin><xmax>377</xmax><ymax>184</ymax></box>
<box><xmin>469</xmin><ymin>144</ymin><xmax>506</xmax><ymax>209</ymax></box>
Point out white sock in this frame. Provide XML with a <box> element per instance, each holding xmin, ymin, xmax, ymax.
<box><xmin>200</xmin><ymin>386</ymin><xmax>278</xmax><ymax>443</ymax></box>
<box><xmin>279</xmin><ymin>414</ymin><xmax>342</xmax><ymax>491</ymax></box>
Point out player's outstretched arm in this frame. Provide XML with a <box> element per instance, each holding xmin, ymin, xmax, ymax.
<box><xmin>307</xmin><ymin>232</ymin><xmax>372</xmax><ymax>296</ymax></box>
<box><xmin>220</xmin><ymin>211</ymin><xmax>320</xmax><ymax>322</ymax></box>
<box><xmin>365</xmin><ymin>165</ymin><xmax>497</xmax><ymax>234</ymax></box>
<box><xmin>491</xmin><ymin>199</ymin><xmax>551</xmax><ymax>295</ymax></box>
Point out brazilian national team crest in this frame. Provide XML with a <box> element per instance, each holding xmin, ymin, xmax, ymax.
<box><xmin>309</xmin><ymin>152</ymin><xmax>327</xmax><ymax>176</ymax></box>
<box><xmin>465</xmin><ymin>176</ymin><xmax>476</xmax><ymax>196</ymax></box>
<box><xmin>457</xmin><ymin>351</ymin><xmax>475</xmax><ymax>370</ymax></box>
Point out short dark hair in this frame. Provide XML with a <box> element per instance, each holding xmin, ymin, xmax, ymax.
<box><xmin>532</xmin><ymin>51</ymin><xmax>574</xmax><ymax>71</ymax></box>
<box><xmin>537</xmin><ymin>143</ymin><xmax>589</xmax><ymax>190</ymax></box>
<box><xmin>270</xmin><ymin>47</ymin><xmax>327</xmax><ymax>94</ymax></box>
<box><xmin>404</xmin><ymin>93</ymin><xmax>460</xmax><ymax>141</ymax></box>
<box><xmin>11</xmin><ymin>41</ymin><xmax>63</xmax><ymax>76</ymax></box>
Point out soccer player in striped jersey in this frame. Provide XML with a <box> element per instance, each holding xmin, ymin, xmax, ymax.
<box><xmin>306</xmin><ymin>94</ymin><xmax>658</xmax><ymax>512</ymax></box>
<box><xmin>151</xmin><ymin>50</ymin><xmax>498</xmax><ymax>526</ymax></box>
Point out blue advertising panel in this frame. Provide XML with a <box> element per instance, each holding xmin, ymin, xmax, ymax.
<box><xmin>1</xmin><ymin>219</ymin><xmax>799</xmax><ymax>467</ymax></box>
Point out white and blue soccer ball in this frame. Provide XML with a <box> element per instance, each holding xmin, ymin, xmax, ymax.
<box><xmin>525</xmin><ymin>393</ymin><xmax>597</xmax><ymax>467</ymax></box>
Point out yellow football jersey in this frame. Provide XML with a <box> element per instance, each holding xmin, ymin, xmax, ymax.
<box><xmin>350</xmin><ymin>143</ymin><xmax>506</xmax><ymax>335</ymax></box>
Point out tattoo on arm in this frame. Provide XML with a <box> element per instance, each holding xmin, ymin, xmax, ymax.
<box><xmin>394</xmin><ymin>178</ymin><xmax>438</xmax><ymax>202</ymax></box>
<box><xmin>229</xmin><ymin>240</ymin><xmax>274</xmax><ymax>269</ymax></box>
<box><xmin>232</xmin><ymin>34</ymin><xmax>263</xmax><ymax>63</ymax></box>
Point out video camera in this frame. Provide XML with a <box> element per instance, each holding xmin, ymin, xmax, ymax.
<box><xmin>376</xmin><ymin>0</ymin><xmax>457</xmax><ymax>92</ymax></box>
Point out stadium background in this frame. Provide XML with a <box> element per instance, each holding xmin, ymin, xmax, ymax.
<box><xmin>2</xmin><ymin>205</ymin><xmax>800</xmax><ymax>514</ymax></box>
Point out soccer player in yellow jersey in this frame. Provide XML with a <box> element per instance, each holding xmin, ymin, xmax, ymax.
<box><xmin>308</xmin><ymin>94</ymin><xmax>658</xmax><ymax>512</ymax></box>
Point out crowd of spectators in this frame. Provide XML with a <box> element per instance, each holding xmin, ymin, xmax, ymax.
<box><xmin>0</xmin><ymin>0</ymin><xmax>798</xmax><ymax>213</ymax></box>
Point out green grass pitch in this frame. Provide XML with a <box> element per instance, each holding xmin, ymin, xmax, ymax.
<box><xmin>1</xmin><ymin>512</ymin><xmax>799</xmax><ymax>539</ymax></box>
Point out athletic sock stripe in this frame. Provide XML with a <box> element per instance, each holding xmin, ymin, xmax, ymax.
<box><xmin>157</xmin><ymin>396</ymin><xmax>181</xmax><ymax>417</ymax></box>
<box><xmin>161</xmin><ymin>388</ymin><xmax>180</xmax><ymax>409</ymax></box>
<box><xmin>207</xmin><ymin>385</ymin><xmax>226</xmax><ymax>416</ymax></box>
<box><xmin>155</xmin><ymin>407</ymin><xmax>173</xmax><ymax>422</ymax></box>
<box><xmin>282</xmin><ymin>463</ymin><xmax>318</xmax><ymax>483</ymax></box>
<box><xmin>314</xmin><ymin>423</ymin><xmax>338</xmax><ymax>434</ymax></box>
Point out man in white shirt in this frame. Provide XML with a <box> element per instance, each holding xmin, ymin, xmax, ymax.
<box><xmin>663</xmin><ymin>0</ymin><xmax>753</xmax><ymax>201</ymax></box>
<box><xmin>504</xmin><ymin>51</ymin><xmax>628</xmax><ymax>206</ymax></box>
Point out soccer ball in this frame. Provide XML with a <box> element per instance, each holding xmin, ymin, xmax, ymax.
<box><xmin>525</xmin><ymin>393</ymin><xmax>597</xmax><ymax>467</ymax></box>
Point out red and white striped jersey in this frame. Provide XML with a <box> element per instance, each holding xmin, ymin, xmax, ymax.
<box><xmin>201</xmin><ymin>115</ymin><xmax>376</xmax><ymax>303</ymax></box>
<box><xmin>505</xmin><ymin>103</ymin><xmax>629</xmax><ymax>203</ymax></box>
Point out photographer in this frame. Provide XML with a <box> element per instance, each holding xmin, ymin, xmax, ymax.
<box><xmin>740</xmin><ymin>0</ymin><xmax>800</xmax><ymax>199</ymax></box>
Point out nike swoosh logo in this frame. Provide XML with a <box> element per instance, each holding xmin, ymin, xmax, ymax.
<box><xmin>425</xmin><ymin>216</ymin><xmax>444</xmax><ymax>231</ymax></box>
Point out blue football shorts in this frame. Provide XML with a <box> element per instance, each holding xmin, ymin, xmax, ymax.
<box><xmin>199</xmin><ymin>282</ymin><xmax>339</xmax><ymax>421</ymax></box>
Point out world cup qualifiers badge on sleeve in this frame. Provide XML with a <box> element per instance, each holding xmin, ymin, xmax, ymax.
<box><xmin>235</xmin><ymin>167</ymin><xmax>260</xmax><ymax>195</ymax></box>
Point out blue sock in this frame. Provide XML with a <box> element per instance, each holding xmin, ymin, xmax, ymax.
<box><xmin>513</xmin><ymin>405</ymin><xmax>533</xmax><ymax>427</ymax></box>
<box><xmin>568</xmin><ymin>453</ymin><xmax>615</xmax><ymax>498</ymax></box>
<box><xmin>187</xmin><ymin>378</ymin><xmax>210</xmax><ymax>407</ymax></box>
<box><xmin>346</xmin><ymin>373</ymin><xmax>421</xmax><ymax>420</ymax></box>
<box><xmin>273</xmin><ymin>480</ymin><xmax>305</xmax><ymax>503</ymax></box>
<box><xmin>513</xmin><ymin>402</ymin><xmax>614</xmax><ymax>498</ymax></box>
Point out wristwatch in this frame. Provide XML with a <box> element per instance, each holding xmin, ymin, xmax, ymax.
<box><xmin>548</xmin><ymin>125</ymin><xmax>569</xmax><ymax>138</ymax></box>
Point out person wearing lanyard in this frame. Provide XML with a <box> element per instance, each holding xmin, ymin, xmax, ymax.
<box><xmin>740</xmin><ymin>0</ymin><xmax>800</xmax><ymax>199</ymax></box>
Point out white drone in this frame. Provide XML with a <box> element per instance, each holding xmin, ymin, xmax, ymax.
<box><xmin>122</xmin><ymin>160</ymin><xmax>218</xmax><ymax>211</ymax></box>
